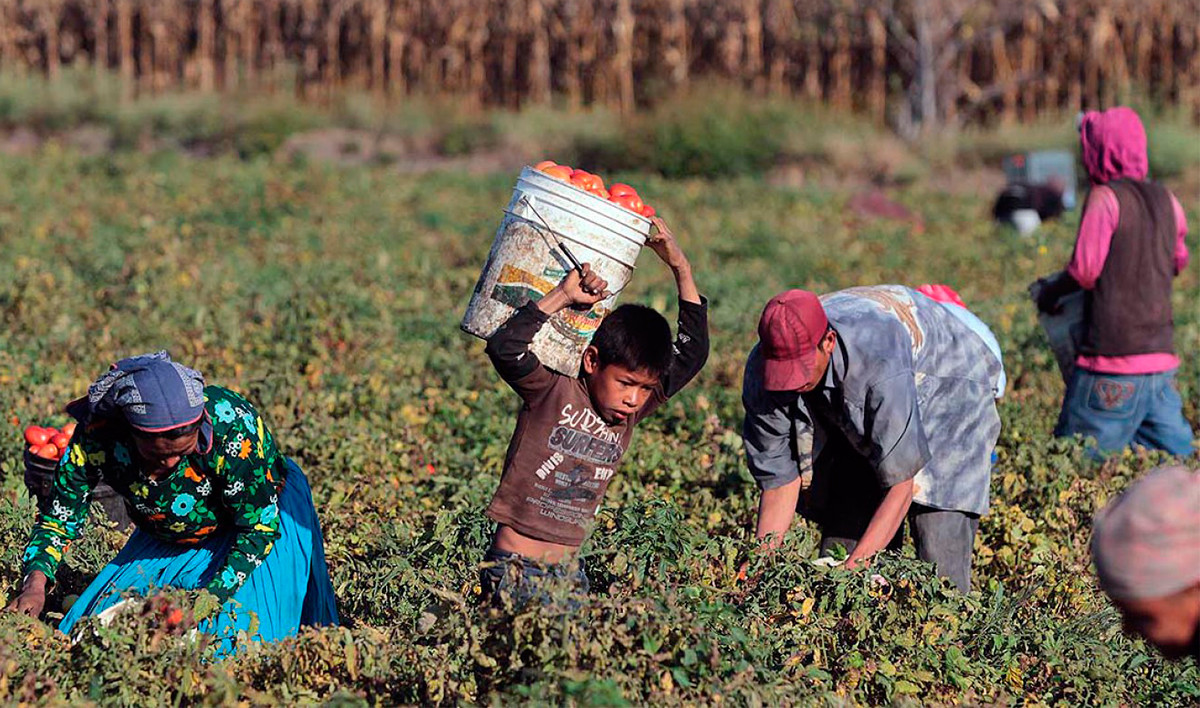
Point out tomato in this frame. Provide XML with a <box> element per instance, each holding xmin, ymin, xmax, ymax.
<box><xmin>60</xmin><ymin>421</ymin><xmax>76</xmax><ymax>437</ymax></box>
<box><xmin>28</xmin><ymin>445</ymin><xmax>38</xmax><ymax>455</ymax></box>
<box><xmin>588</xmin><ymin>187</ymin><xmax>611</xmax><ymax>200</ymax></box>
<box><xmin>568</xmin><ymin>170</ymin><xmax>603</xmax><ymax>191</ymax></box>
<box><xmin>544</xmin><ymin>165</ymin><xmax>573</xmax><ymax>181</ymax></box>
<box><xmin>24</xmin><ymin>426</ymin><xmax>50</xmax><ymax>446</ymax></box>
<box><xmin>51</xmin><ymin>433</ymin><xmax>71</xmax><ymax>449</ymax></box>
<box><xmin>640</xmin><ymin>204</ymin><xmax>656</xmax><ymax>218</ymax></box>
<box><xmin>611</xmin><ymin>193</ymin><xmax>644</xmax><ymax>213</ymax></box>
<box><xmin>35</xmin><ymin>443</ymin><xmax>59</xmax><ymax>460</ymax></box>
<box><xmin>534</xmin><ymin>160</ymin><xmax>557</xmax><ymax>171</ymax></box>
<box><xmin>609</xmin><ymin>183</ymin><xmax>637</xmax><ymax>198</ymax></box>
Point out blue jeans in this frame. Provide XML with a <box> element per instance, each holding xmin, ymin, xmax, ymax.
<box><xmin>1055</xmin><ymin>368</ymin><xmax>1195</xmax><ymax>456</ymax></box>
<box><xmin>479</xmin><ymin>548</ymin><xmax>589</xmax><ymax>608</ymax></box>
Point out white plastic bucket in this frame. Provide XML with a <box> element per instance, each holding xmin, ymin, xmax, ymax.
<box><xmin>461</xmin><ymin>167</ymin><xmax>651</xmax><ymax>375</ymax></box>
<box><xmin>1029</xmin><ymin>273</ymin><xmax>1084</xmax><ymax>382</ymax></box>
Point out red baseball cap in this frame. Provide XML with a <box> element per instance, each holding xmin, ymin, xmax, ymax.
<box><xmin>757</xmin><ymin>290</ymin><xmax>829</xmax><ymax>392</ymax></box>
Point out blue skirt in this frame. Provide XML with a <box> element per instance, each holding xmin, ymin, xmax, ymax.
<box><xmin>59</xmin><ymin>459</ymin><xmax>339</xmax><ymax>657</ymax></box>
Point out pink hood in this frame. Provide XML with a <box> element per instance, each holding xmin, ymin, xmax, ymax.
<box><xmin>1079</xmin><ymin>107</ymin><xmax>1148</xmax><ymax>184</ymax></box>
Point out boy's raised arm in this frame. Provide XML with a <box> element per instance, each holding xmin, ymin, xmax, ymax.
<box><xmin>485</xmin><ymin>264</ymin><xmax>611</xmax><ymax>398</ymax></box>
<box><xmin>648</xmin><ymin>217</ymin><xmax>701</xmax><ymax>306</ymax></box>
<box><xmin>485</xmin><ymin>301</ymin><xmax>551</xmax><ymax>386</ymax></box>
<box><xmin>644</xmin><ymin>217</ymin><xmax>710</xmax><ymax>404</ymax></box>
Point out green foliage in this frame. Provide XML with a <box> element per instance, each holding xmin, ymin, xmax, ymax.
<box><xmin>577</xmin><ymin>84</ymin><xmax>795</xmax><ymax>178</ymax></box>
<box><xmin>0</xmin><ymin>147</ymin><xmax>1196</xmax><ymax>704</ymax></box>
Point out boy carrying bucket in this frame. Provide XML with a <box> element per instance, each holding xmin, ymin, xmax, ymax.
<box><xmin>481</xmin><ymin>216</ymin><xmax>707</xmax><ymax>604</ymax></box>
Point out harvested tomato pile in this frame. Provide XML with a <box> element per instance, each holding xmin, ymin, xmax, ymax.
<box><xmin>24</xmin><ymin>422</ymin><xmax>75</xmax><ymax>462</ymax></box>
<box><xmin>534</xmin><ymin>161</ymin><xmax>656</xmax><ymax>218</ymax></box>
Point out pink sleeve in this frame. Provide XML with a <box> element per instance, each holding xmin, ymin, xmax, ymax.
<box><xmin>1067</xmin><ymin>186</ymin><xmax>1119</xmax><ymax>290</ymax></box>
<box><xmin>1169</xmin><ymin>193</ymin><xmax>1189</xmax><ymax>274</ymax></box>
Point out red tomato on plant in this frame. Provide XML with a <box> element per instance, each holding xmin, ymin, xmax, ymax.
<box><xmin>24</xmin><ymin>426</ymin><xmax>50</xmax><ymax>446</ymax></box>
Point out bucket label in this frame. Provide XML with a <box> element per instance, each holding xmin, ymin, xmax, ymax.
<box><xmin>490</xmin><ymin>263</ymin><xmax>608</xmax><ymax>341</ymax></box>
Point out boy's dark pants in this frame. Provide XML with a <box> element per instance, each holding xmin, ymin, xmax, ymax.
<box><xmin>480</xmin><ymin>548</ymin><xmax>590</xmax><ymax>607</ymax></box>
<box><xmin>807</xmin><ymin>431</ymin><xmax>980</xmax><ymax>593</ymax></box>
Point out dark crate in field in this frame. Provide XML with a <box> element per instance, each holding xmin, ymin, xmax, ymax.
<box><xmin>23</xmin><ymin>450</ymin><xmax>132</xmax><ymax>530</ymax></box>
<box><xmin>1003</xmin><ymin>150</ymin><xmax>1078</xmax><ymax>209</ymax></box>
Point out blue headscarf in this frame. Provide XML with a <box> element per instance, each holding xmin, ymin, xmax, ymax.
<box><xmin>66</xmin><ymin>351</ymin><xmax>213</xmax><ymax>452</ymax></box>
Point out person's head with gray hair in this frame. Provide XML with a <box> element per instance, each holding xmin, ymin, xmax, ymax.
<box><xmin>1091</xmin><ymin>464</ymin><xmax>1200</xmax><ymax>661</ymax></box>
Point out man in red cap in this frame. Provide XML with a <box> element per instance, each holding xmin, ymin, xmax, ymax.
<box><xmin>742</xmin><ymin>285</ymin><xmax>1004</xmax><ymax>591</ymax></box>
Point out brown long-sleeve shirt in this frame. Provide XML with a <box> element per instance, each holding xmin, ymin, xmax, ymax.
<box><xmin>484</xmin><ymin>298</ymin><xmax>709</xmax><ymax>545</ymax></box>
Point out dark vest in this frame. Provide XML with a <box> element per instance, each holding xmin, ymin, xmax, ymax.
<box><xmin>1079</xmin><ymin>179</ymin><xmax>1176</xmax><ymax>357</ymax></box>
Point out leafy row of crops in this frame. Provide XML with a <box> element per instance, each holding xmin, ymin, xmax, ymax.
<box><xmin>0</xmin><ymin>146</ymin><xmax>1197</xmax><ymax>704</ymax></box>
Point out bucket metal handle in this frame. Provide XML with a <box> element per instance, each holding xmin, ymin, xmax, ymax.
<box><xmin>505</xmin><ymin>197</ymin><xmax>640</xmax><ymax>272</ymax></box>
<box><xmin>517</xmin><ymin>195</ymin><xmax>585</xmax><ymax>276</ymax></box>
<box><xmin>504</xmin><ymin>199</ymin><xmax>643</xmax><ymax>300</ymax></box>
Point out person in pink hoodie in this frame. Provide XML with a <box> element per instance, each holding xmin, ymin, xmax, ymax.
<box><xmin>1036</xmin><ymin>107</ymin><xmax>1193</xmax><ymax>456</ymax></box>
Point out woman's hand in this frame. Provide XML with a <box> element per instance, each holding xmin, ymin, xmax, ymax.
<box><xmin>537</xmin><ymin>263</ymin><xmax>611</xmax><ymax>315</ymax></box>
<box><xmin>3</xmin><ymin>571</ymin><xmax>48</xmax><ymax>618</ymax></box>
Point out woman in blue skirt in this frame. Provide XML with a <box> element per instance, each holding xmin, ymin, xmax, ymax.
<box><xmin>4</xmin><ymin>352</ymin><xmax>339</xmax><ymax>656</ymax></box>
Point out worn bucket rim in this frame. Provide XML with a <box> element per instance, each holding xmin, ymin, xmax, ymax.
<box><xmin>516</xmin><ymin>168</ymin><xmax>651</xmax><ymax>239</ymax></box>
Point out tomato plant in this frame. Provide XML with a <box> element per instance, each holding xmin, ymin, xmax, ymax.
<box><xmin>0</xmin><ymin>146</ymin><xmax>1195</xmax><ymax>704</ymax></box>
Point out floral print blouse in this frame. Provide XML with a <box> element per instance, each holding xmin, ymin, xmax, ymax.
<box><xmin>22</xmin><ymin>386</ymin><xmax>289</xmax><ymax>602</ymax></box>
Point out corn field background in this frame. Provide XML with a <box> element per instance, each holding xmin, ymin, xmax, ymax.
<box><xmin>1</xmin><ymin>0</ymin><xmax>1198</xmax><ymax>134</ymax></box>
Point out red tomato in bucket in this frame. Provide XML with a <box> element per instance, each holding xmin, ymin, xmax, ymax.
<box><xmin>61</xmin><ymin>421</ymin><xmax>77</xmax><ymax>437</ymax></box>
<box><xmin>609</xmin><ymin>183</ymin><xmax>637</xmax><ymax>198</ymax></box>
<box><xmin>24</xmin><ymin>426</ymin><xmax>50</xmax><ymax>446</ymax></box>
<box><xmin>35</xmin><ymin>443</ymin><xmax>59</xmax><ymax>460</ymax></box>
<box><xmin>534</xmin><ymin>160</ymin><xmax>557</xmax><ymax>171</ymax></box>
<box><xmin>611</xmin><ymin>193</ymin><xmax>644</xmax><ymax>213</ymax></box>
<box><xmin>544</xmin><ymin>165</ymin><xmax>573</xmax><ymax>181</ymax></box>
<box><xmin>640</xmin><ymin>204</ymin><xmax>656</xmax><ymax>218</ymax></box>
<box><xmin>51</xmin><ymin>433</ymin><xmax>71</xmax><ymax>449</ymax></box>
